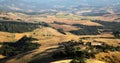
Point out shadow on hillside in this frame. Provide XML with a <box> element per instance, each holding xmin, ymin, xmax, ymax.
<box><xmin>28</xmin><ymin>46</ymin><xmax>69</xmax><ymax>63</ymax></box>
<box><xmin>0</xmin><ymin>36</ymin><xmax>40</xmax><ymax>63</ymax></box>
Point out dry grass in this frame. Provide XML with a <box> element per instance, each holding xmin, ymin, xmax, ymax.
<box><xmin>0</xmin><ymin>12</ymin><xmax>28</xmax><ymax>21</ymax></box>
<box><xmin>0</xmin><ymin>32</ymin><xmax>14</xmax><ymax>42</ymax></box>
<box><xmin>0</xmin><ymin>31</ymin><xmax>31</xmax><ymax>42</ymax></box>
<box><xmin>86</xmin><ymin>59</ymin><xmax>105</xmax><ymax>63</ymax></box>
<box><xmin>14</xmin><ymin>33</ymin><xmax>30</xmax><ymax>40</ymax></box>
<box><xmin>44</xmin><ymin>16</ymin><xmax>102</xmax><ymax>26</ymax></box>
<box><xmin>0</xmin><ymin>54</ymin><xmax>5</xmax><ymax>59</ymax></box>
<box><xmin>51</xmin><ymin>59</ymin><xmax>105</xmax><ymax>63</ymax></box>
<box><xmin>95</xmin><ymin>52</ymin><xmax>120</xmax><ymax>63</ymax></box>
<box><xmin>0</xmin><ymin>27</ymin><xmax>120</xmax><ymax>63</ymax></box>
<box><xmin>0</xmin><ymin>12</ymin><xmax>120</xmax><ymax>63</ymax></box>
<box><xmin>51</xmin><ymin>24</ymin><xmax>79</xmax><ymax>31</ymax></box>
<box><xmin>99</xmin><ymin>14</ymin><xmax>120</xmax><ymax>22</ymax></box>
<box><xmin>51</xmin><ymin>59</ymin><xmax>72</xmax><ymax>63</ymax></box>
<box><xmin>79</xmin><ymin>34</ymin><xmax>120</xmax><ymax>47</ymax></box>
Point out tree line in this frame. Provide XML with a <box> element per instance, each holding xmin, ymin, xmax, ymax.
<box><xmin>0</xmin><ymin>20</ymin><xmax>50</xmax><ymax>33</ymax></box>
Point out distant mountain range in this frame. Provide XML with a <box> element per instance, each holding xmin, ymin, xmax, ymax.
<box><xmin>0</xmin><ymin>0</ymin><xmax>120</xmax><ymax>13</ymax></box>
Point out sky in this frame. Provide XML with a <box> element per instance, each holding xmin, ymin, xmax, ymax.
<box><xmin>21</xmin><ymin>0</ymin><xmax>120</xmax><ymax>6</ymax></box>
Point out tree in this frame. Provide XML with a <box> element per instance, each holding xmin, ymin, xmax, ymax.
<box><xmin>57</xmin><ymin>28</ymin><xmax>66</xmax><ymax>35</ymax></box>
<box><xmin>113</xmin><ymin>31</ymin><xmax>120</xmax><ymax>38</ymax></box>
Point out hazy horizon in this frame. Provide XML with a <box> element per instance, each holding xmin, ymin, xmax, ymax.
<box><xmin>0</xmin><ymin>0</ymin><xmax>120</xmax><ymax>12</ymax></box>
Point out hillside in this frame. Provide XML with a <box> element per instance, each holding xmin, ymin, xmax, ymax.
<box><xmin>99</xmin><ymin>13</ymin><xmax>120</xmax><ymax>22</ymax></box>
<box><xmin>0</xmin><ymin>0</ymin><xmax>120</xmax><ymax>63</ymax></box>
<box><xmin>0</xmin><ymin>28</ymin><xmax>120</xmax><ymax>63</ymax></box>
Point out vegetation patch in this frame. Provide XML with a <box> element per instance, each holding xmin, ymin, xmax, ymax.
<box><xmin>70</xmin><ymin>28</ymin><xmax>100</xmax><ymax>35</ymax></box>
<box><xmin>112</xmin><ymin>31</ymin><xmax>120</xmax><ymax>38</ymax></box>
<box><xmin>0</xmin><ymin>20</ymin><xmax>50</xmax><ymax>33</ymax></box>
<box><xmin>52</xmin><ymin>40</ymin><xmax>120</xmax><ymax>63</ymax></box>
<box><xmin>92</xmin><ymin>20</ymin><xmax>120</xmax><ymax>32</ymax></box>
<box><xmin>0</xmin><ymin>36</ymin><xmax>41</xmax><ymax>58</ymax></box>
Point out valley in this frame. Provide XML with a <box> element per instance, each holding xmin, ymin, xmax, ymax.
<box><xmin>0</xmin><ymin>0</ymin><xmax>120</xmax><ymax>63</ymax></box>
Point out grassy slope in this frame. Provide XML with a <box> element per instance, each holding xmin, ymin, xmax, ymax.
<box><xmin>0</xmin><ymin>12</ymin><xmax>120</xmax><ymax>63</ymax></box>
<box><xmin>0</xmin><ymin>27</ymin><xmax>119</xmax><ymax>63</ymax></box>
<box><xmin>51</xmin><ymin>59</ymin><xmax>105</xmax><ymax>63</ymax></box>
<box><xmin>95</xmin><ymin>52</ymin><xmax>120</xmax><ymax>63</ymax></box>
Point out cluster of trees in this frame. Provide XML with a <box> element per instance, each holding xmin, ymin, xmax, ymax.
<box><xmin>52</xmin><ymin>41</ymin><xmax>93</xmax><ymax>63</ymax></box>
<box><xmin>113</xmin><ymin>31</ymin><xmax>120</xmax><ymax>38</ymax></box>
<box><xmin>0</xmin><ymin>20</ymin><xmax>50</xmax><ymax>33</ymax></box>
<box><xmin>38</xmin><ymin>22</ymin><xmax>50</xmax><ymax>27</ymax></box>
<box><xmin>70</xmin><ymin>24</ymin><xmax>102</xmax><ymax>35</ymax></box>
<box><xmin>52</xmin><ymin>40</ymin><xmax>120</xmax><ymax>63</ymax></box>
<box><xmin>82</xmin><ymin>12</ymin><xmax>110</xmax><ymax>16</ymax></box>
<box><xmin>71</xmin><ymin>20</ymin><xmax>120</xmax><ymax>35</ymax></box>
<box><xmin>57</xmin><ymin>28</ymin><xmax>66</xmax><ymax>35</ymax></box>
<box><xmin>92</xmin><ymin>20</ymin><xmax>120</xmax><ymax>32</ymax></box>
<box><xmin>53</xmin><ymin>21</ymin><xmax>66</xmax><ymax>25</ymax></box>
<box><xmin>0</xmin><ymin>36</ymin><xmax>41</xmax><ymax>57</ymax></box>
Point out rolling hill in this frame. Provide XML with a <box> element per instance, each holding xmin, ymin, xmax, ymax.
<box><xmin>0</xmin><ymin>0</ymin><xmax>120</xmax><ymax>63</ymax></box>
